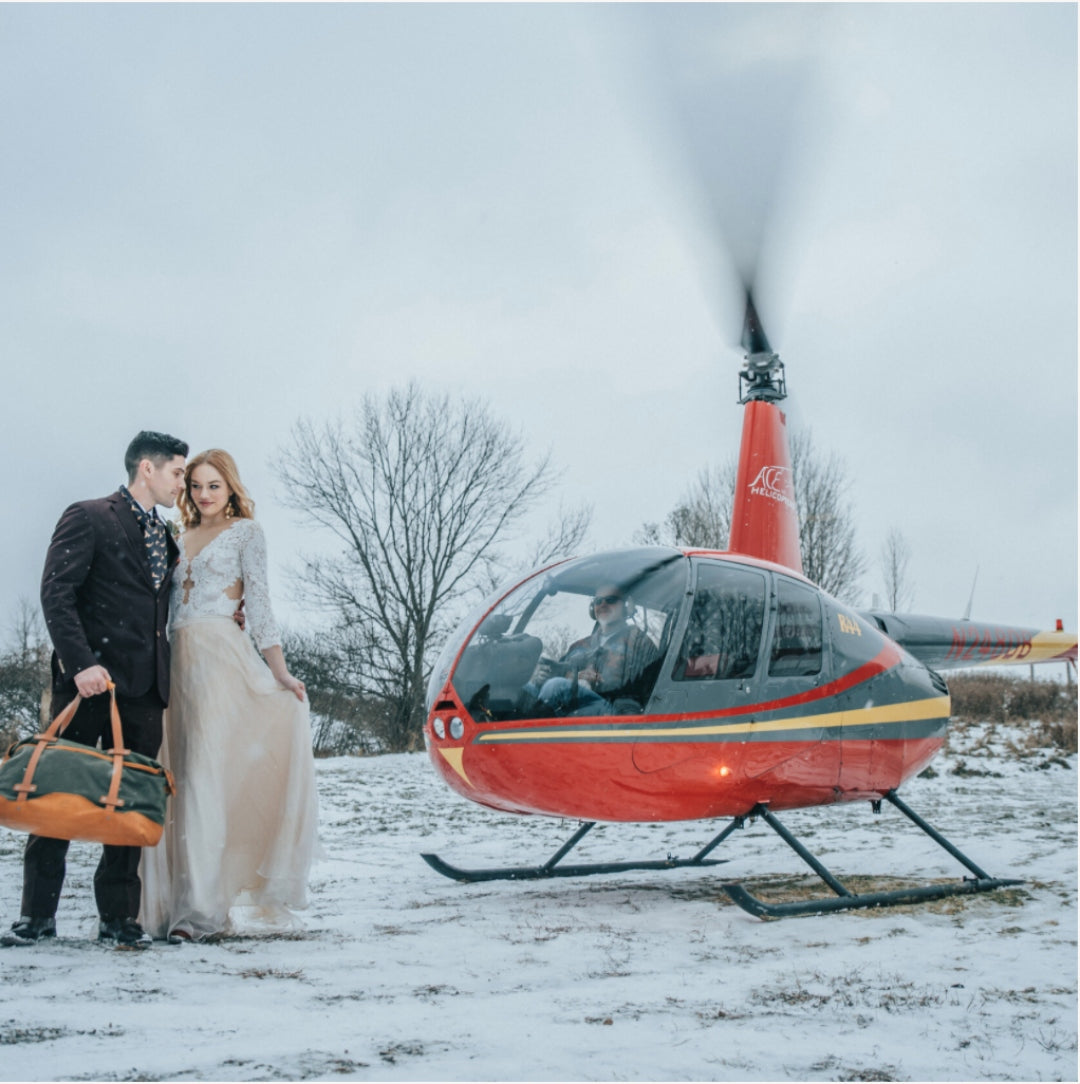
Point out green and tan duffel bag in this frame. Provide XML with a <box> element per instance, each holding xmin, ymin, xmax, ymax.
<box><xmin>0</xmin><ymin>683</ymin><xmax>174</xmax><ymax>846</ymax></box>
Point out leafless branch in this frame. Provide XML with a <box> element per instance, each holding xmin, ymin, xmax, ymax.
<box><xmin>879</xmin><ymin>526</ymin><xmax>915</xmax><ymax>611</ymax></box>
<box><xmin>277</xmin><ymin>384</ymin><xmax>565</xmax><ymax>751</ymax></box>
<box><xmin>637</xmin><ymin>429</ymin><xmax>865</xmax><ymax>602</ymax></box>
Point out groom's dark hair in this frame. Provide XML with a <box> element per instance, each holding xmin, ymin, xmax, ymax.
<box><xmin>124</xmin><ymin>431</ymin><xmax>189</xmax><ymax>482</ymax></box>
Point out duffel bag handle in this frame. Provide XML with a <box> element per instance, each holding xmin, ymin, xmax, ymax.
<box><xmin>101</xmin><ymin>683</ymin><xmax>129</xmax><ymax>813</ymax></box>
<box><xmin>101</xmin><ymin>683</ymin><xmax>127</xmax><ymax>757</ymax></box>
<box><xmin>40</xmin><ymin>681</ymin><xmax>125</xmax><ymax>747</ymax></box>
<box><xmin>12</xmin><ymin>689</ymin><xmax>91</xmax><ymax>800</ymax></box>
<box><xmin>40</xmin><ymin>692</ymin><xmax>83</xmax><ymax>741</ymax></box>
<box><xmin>14</xmin><ymin>682</ymin><xmax>129</xmax><ymax>809</ymax></box>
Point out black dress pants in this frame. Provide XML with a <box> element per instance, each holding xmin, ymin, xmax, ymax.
<box><xmin>21</xmin><ymin>686</ymin><xmax>164</xmax><ymax>921</ymax></box>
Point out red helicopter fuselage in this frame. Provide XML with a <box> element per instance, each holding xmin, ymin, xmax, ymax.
<box><xmin>424</xmin><ymin>369</ymin><xmax>1076</xmax><ymax>825</ymax></box>
<box><xmin>426</xmin><ymin>551</ymin><xmax>935</xmax><ymax>820</ymax></box>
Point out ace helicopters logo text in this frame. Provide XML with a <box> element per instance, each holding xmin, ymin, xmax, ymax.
<box><xmin>748</xmin><ymin>465</ymin><xmax>796</xmax><ymax>510</ymax></box>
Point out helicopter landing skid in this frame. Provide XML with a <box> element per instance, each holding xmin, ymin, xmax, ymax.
<box><xmin>721</xmin><ymin>790</ymin><xmax>1023</xmax><ymax>919</ymax></box>
<box><xmin>421</xmin><ymin>818</ymin><xmax>739</xmax><ymax>883</ymax></box>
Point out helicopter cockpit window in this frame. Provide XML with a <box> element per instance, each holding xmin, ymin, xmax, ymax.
<box><xmin>447</xmin><ymin>548</ymin><xmax>687</xmax><ymax>722</ymax></box>
<box><xmin>673</xmin><ymin>562</ymin><xmax>766</xmax><ymax>681</ymax></box>
<box><xmin>768</xmin><ymin>578</ymin><xmax>823</xmax><ymax>677</ymax></box>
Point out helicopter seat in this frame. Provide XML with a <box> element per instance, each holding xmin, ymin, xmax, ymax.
<box><xmin>453</xmin><ymin>633</ymin><xmax>543</xmax><ymax>716</ymax></box>
<box><xmin>682</xmin><ymin>652</ymin><xmax>753</xmax><ymax>680</ymax></box>
<box><xmin>677</xmin><ymin>594</ymin><xmax>740</xmax><ymax>680</ymax></box>
<box><xmin>683</xmin><ymin>653</ymin><xmax>720</xmax><ymax>679</ymax></box>
<box><xmin>769</xmin><ymin>635</ymin><xmax>819</xmax><ymax>676</ymax></box>
<box><xmin>606</xmin><ymin>653</ymin><xmax>665</xmax><ymax>714</ymax></box>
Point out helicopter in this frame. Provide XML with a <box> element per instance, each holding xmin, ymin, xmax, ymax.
<box><xmin>419</xmin><ymin>287</ymin><xmax>1077</xmax><ymax>918</ymax></box>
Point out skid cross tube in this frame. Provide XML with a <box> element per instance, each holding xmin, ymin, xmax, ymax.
<box><xmin>421</xmin><ymin>817</ymin><xmax>739</xmax><ymax>884</ymax></box>
<box><xmin>721</xmin><ymin>792</ymin><xmax>1023</xmax><ymax>919</ymax></box>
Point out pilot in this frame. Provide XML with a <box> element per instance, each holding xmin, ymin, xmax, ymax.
<box><xmin>531</xmin><ymin>585</ymin><xmax>659</xmax><ymax>715</ymax></box>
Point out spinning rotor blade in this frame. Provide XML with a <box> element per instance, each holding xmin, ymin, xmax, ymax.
<box><xmin>741</xmin><ymin>288</ymin><xmax>772</xmax><ymax>357</ymax></box>
<box><xmin>627</xmin><ymin>6</ymin><xmax>823</xmax><ymax>350</ymax></box>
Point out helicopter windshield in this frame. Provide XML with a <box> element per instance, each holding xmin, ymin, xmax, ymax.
<box><xmin>441</xmin><ymin>548</ymin><xmax>688</xmax><ymax>722</ymax></box>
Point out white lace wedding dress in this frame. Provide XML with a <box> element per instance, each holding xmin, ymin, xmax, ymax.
<box><xmin>140</xmin><ymin>518</ymin><xmax>320</xmax><ymax>940</ymax></box>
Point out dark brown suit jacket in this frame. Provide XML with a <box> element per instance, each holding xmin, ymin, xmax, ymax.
<box><xmin>40</xmin><ymin>492</ymin><xmax>179</xmax><ymax>702</ymax></box>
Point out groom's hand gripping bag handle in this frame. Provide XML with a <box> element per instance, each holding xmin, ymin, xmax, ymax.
<box><xmin>11</xmin><ymin>687</ymin><xmax>85</xmax><ymax>801</ymax></box>
<box><xmin>1</xmin><ymin>680</ymin><xmax>172</xmax><ymax>846</ymax></box>
<box><xmin>12</xmin><ymin>682</ymin><xmax>129</xmax><ymax>808</ymax></box>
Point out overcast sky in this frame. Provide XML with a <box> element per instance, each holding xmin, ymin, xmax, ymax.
<box><xmin>1</xmin><ymin>3</ymin><xmax>1075</xmax><ymax>643</ymax></box>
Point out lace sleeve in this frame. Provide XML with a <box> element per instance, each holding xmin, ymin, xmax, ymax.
<box><xmin>239</xmin><ymin>520</ymin><xmax>281</xmax><ymax>651</ymax></box>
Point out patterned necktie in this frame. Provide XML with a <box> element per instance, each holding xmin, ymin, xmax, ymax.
<box><xmin>120</xmin><ymin>486</ymin><xmax>169</xmax><ymax>590</ymax></box>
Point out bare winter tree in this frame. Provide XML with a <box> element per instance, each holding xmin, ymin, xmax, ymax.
<box><xmin>790</xmin><ymin>430</ymin><xmax>866</xmax><ymax>603</ymax></box>
<box><xmin>636</xmin><ymin>430</ymin><xmax>866</xmax><ymax>602</ymax></box>
<box><xmin>879</xmin><ymin>526</ymin><xmax>915</xmax><ymax>611</ymax></box>
<box><xmin>475</xmin><ymin>500</ymin><xmax>593</xmax><ymax>596</ymax></box>
<box><xmin>280</xmin><ymin>628</ymin><xmax>385</xmax><ymax>757</ymax></box>
<box><xmin>522</xmin><ymin>501</ymin><xmax>593</xmax><ymax>569</ymax></box>
<box><xmin>0</xmin><ymin>597</ymin><xmax>51</xmax><ymax>746</ymax></box>
<box><xmin>637</xmin><ymin>462</ymin><xmax>735</xmax><ymax>549</ymax></box>
<box><xmin>278</xmin><ymin>384</ymin><xmax>584</xmax><ymax>752</ymax></box>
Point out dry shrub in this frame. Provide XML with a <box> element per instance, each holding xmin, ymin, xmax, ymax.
<box><xmin>946</xmin><ymin>672</ymin><xmax>1078</xmax><ymax>754</ymax></box>
<box><xmin>947</xmin><ymin>673</ymin><xmax>1013</xmax><ymax>723</ymax></box>
<box><xmin>0</xmin><ymin>722</ymin><xmax>18</xmax><ymax>755</ymax></box>
<box><xmin>1032</xmin><ymin>717</ymin><xmax>1078</xmax><ymax>755</ymax></box>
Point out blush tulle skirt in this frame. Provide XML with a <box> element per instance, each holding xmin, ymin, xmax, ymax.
<box><xmin>140</xmin><ymin>617</ymin><xmax>320</xmax><ymax>940</ymax></box>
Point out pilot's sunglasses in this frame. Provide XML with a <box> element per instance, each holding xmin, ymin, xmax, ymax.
<box><xmin>593</xmin><ymin>595</ymin><xmax>623</xmax><ymax>606</ymax></box>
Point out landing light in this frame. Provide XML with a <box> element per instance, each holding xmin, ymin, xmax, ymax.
<box><xmin>450</xmin><ymin>717</ymin><xmax>464</xmax><ymax>740</ymax></box>
<box><xmin>433</xmin><ymin>717</ymin><xmax>446</xmax><ymax>739</ymax></box>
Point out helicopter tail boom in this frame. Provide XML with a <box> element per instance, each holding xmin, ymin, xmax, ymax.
<box><xmin>728</xmin><ymin>397</ymin><xmax>803</xmax><ymax>574</ymax></box>
<box><xmin>861</xmin><ymin>612</ymin><xmax>1078</xmax><ymax>671</ymax></box>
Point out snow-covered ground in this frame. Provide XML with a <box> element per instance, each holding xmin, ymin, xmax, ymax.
<box><xmin>1</xmin><ymin>721</ymin><xmax>1075</xmax><ymax>1082</ymax></box>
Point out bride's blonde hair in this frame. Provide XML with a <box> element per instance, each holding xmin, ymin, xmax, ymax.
<box><xmin>179</xmin><ymin>449</ymin><xmax>256</xmax><ymax>528</ymax></box>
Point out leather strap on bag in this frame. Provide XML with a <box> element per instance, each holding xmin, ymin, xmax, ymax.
<box><xmin>101</xmin><ymin>684</ymin><xmax>129</xmax><ymax>814</ymax></box>
<box><xmin>12</xmin><ymin>687</ymin><xmax>84</xmax><ymax>801</ymax></box>
<box><xmin>13</xmin><ymin>681</ymin><xmax>131</xmax><ymax>812</ymax></box>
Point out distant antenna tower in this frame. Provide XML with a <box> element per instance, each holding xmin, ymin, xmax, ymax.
<box><xmin>962</xmin><ymin>566</ymin><xmax>979</xmax><ymax>621</ymax></box>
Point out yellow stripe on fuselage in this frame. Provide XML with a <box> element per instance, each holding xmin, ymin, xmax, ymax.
<box><xmin>474</xmin><ymin>695</ymin><xmax>950</xmax><ymax>744</ymax></box>
<box><xmin>969</xmin><ymin>630</ymin><xmax>1078</xmax><ymax>666</ymax></box>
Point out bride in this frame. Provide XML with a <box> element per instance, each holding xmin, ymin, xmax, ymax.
<box><xmin>141</xmin><ymin>449</ymin><xmax>319</xmax><ymax>941</ymax></box>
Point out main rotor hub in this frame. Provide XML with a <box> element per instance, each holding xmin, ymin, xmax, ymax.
<box><xmin>738</xmin><ymin>352</ymin><xmax>787</xmax><ymax>404</ymax></box>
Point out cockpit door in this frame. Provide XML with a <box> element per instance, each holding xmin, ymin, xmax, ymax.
<box><xmin>745</xmin><ymin>574</ymin><xmax>836</xmax><ymax>786</ymax></box>
<box><xmin>644</xmin><ymin>558</ymin><xmax>769</xmax><ymax>717</ymax></box>
<box><xmin>634</xmin><ymin>558</ymin><xmax>768</xmax><ymax>774</ymax></box>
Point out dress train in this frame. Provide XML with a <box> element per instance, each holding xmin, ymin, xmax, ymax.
<box><xmin>140</xmin><ymin>616</ymin><xmax>319</xmax><ymax>940</ymax></box>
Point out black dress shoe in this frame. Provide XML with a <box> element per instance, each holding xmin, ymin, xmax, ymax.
<box><xmin>98</xmin><ymin>918</ymin><xmax>152</xmax><ymax>949</ymax></box>
<box><xmin>1</xmin><ymin>915</ymin><xmax>57</xmax><ymax>947</ymax></box>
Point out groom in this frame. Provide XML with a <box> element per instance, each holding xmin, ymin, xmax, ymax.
<box><xmin>2</xmin><ymin>431</ymin><xmax>188</xmax><ymax>949</ymax></box>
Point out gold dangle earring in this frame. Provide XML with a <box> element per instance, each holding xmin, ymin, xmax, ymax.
<box><xmin>225</xmin><ymin>494</ymin><xmax>236</xmax><ymax>519</ymax></box>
